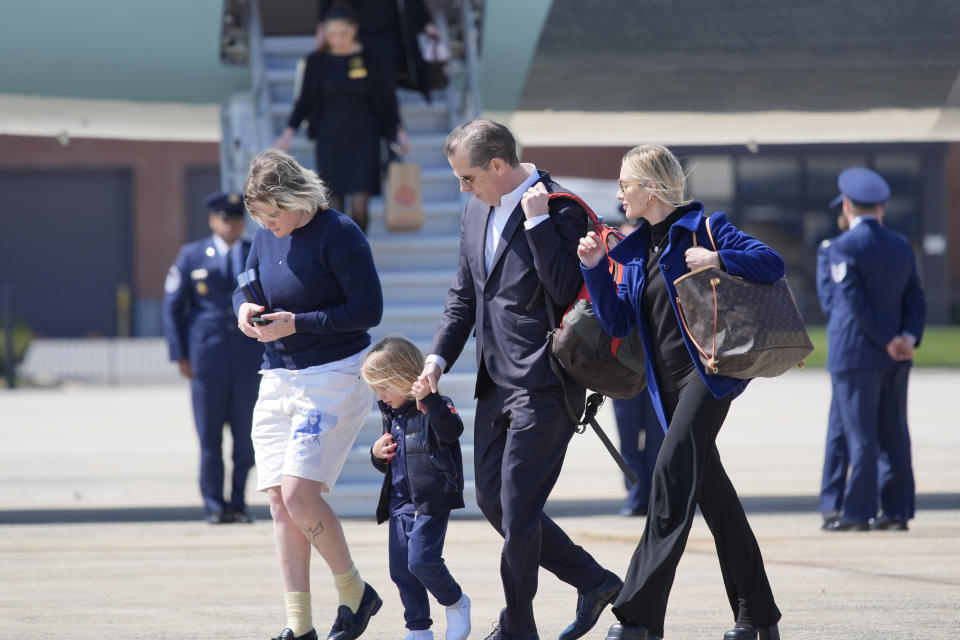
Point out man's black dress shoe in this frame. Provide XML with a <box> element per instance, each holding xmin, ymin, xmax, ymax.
<box><xmin>272</xmin><ymin>628</ymin><xmax>319</xmax><ymax>640</ymax></box>
<box><xmin>822</xmin><ymin>518</ymin><xmax>869</xmax><ymax>531</ymax></box>
<box><xmin>871</xmin><ymin>515</ymin><xmax>908</xmax><ymax>531</ymax></box>
<box><xmin>723</xmin><ymin>623</ymin><xmax>780</xmax><ymax>640</ymax></box>
<box><xmin>481</xmin><ymin>622</ymin><xmax>538</xmax><ymax>640</ymax></box>
<box><xmin>558</xmin><ymin>570</ymin><xmax>623</xmax><ymax>640</ymax></box>
<box><xmin>327</xmin><ymin>583</ymin><xmax>382</xmax><ymax>640</ymax></box>
<box><xmin>619</xmin><ymin>507</ymin><xmax>647</xmax><ymax>517</ymax></box>
<box><xmin>820</xmin><ymin>515</ymin><xmax>839</xmax><ymax>530</ymax></box>
<box><xmin>605</xmin><ymin>623</ymin><xmax>661</xmax><ymax>640</ymax></box>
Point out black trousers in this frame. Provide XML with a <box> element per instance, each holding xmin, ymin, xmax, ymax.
<box><xmin>611</xmin><ymin>376</ymin><xmax>780</xmax><ymax>638</ymax></box>
<box><xmin>474</xmin><ymin>369</ymin><xmax>607</xmax><ymax>636</ymax></box>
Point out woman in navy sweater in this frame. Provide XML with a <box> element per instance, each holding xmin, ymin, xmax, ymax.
<box><xmin>235</xmin><ymin>149</ymin><xmax>384</xmax><ymax>640</ymax></box>
<box><xmin>578</xmin><ymin>145</ymin><xmax>783</xmax><ymax>640</ymax></box>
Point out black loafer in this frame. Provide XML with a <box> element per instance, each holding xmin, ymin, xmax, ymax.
<box><xmin>723</xmin><ymin>623</ymin><xmax>780</xmax><ymax>640</ymax></box>
<box><xmin>823</xmin><ymin>519</ymin><xmax>870</xmax><ymax>532</ymax></box>
<box><xmin>558</xmin><ymin>570</ymin><xmax>623</xmax><ymax>640</ymax></box>
<box><xmin>272</xmin><ymin>628</ymin><xmax>319</xmax><ymax>640</ymax></box>
<box><xmin>482</xmin><ymin>622</ymin><xmax>538</xmax><ymax>640</ymax></box>
<box><xmin>871</xmin><ymin>515</ymin><xmax>908</xmax><ymax>531</ymax></box>
<box><xmin>605</xmin><ymin>623</ymin><xmax>661</xmax><ymax>640</ymax></box>
<box><xmin>327</xmin><ymin>583</ymin><xmax>383</xmax><ymax>640</ymax></box>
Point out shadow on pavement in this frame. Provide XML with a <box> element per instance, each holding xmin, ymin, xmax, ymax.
<box><xmin>2</xmin><ymin>493</ymin><xmax>957</xmax><ymax>525</ymax></box>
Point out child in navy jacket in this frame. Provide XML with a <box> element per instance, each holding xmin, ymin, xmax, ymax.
<box><xmin>361</xmin><ymin>337</ymin><xmax>471</xmax><ymax>640</ymax></box>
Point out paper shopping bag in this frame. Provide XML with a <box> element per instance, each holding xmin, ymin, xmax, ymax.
<box><xmin>384</xmin><ymin>162</ymin><xmax>424</xmax><ymax>232</ymax></box>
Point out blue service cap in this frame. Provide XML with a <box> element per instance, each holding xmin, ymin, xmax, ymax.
<box><xmin>829</xmin><ymin>167</ymin><xmax>890</xmax><ymax>209</ymax></box>
<box><xmin>204</xmin><ymin>190</ymin><xmax>246</xmax><ymax>217</ymax></box>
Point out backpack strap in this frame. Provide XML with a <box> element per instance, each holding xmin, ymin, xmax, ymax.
<box><xmin>548</xmin><ymin>191</ymin><xmax>604</xmax><ymax>234</ymax></box>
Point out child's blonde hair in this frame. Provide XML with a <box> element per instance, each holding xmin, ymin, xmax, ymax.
<box><xmin>361</xmin><ymin>336</ymin><xmax>426</xmax><ymax>399</ymax></box>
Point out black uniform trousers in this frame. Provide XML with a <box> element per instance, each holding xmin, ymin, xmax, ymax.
<box><xmin>190</xmin><ymin>373</ymin><xmax>260</xmax><ymax>515</ymax></box>
<box><xmin>611</xmin><ymin>375</ymin><xmax>780</xmax><ymax>638</ymax></box>
<box><xmin>473</xmin><ymin>367</ymin><xmax>607</xmax><ymax>636</ymax></box>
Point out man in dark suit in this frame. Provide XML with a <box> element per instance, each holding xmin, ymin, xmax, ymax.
<box><xmin>417</xmin><ymin>120</ymin><xmax>621</xmax><ymax>640</ymax></box>
<box><xmin>817</xmin><ymin>167</ymin><xmax>926</xmax><ymax>532</ymax></box>
<box><xmin>162</xmin><ymin>191</ymin><xmax>264</xmax><ymax>524</ymax></box>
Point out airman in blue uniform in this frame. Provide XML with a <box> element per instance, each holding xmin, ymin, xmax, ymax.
<box><xmin>162</xmin><ymin>191</ymin><xmax>265</xmax><ymax>523</ymax></box>
<box><xmin>816</xmin><ymin>167</ymin><xmax>926</xmax><ymax>531</ymax></box>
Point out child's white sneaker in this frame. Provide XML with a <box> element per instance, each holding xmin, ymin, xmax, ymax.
<box><xmin>404</xmin><ymin>630</ymin><xmax>434</xmax><ymax>640</ymax></box>
<box><xmin>445</xmin><ymin>593</ymin><xmax>471</xmax><ymax>640</ymax></box>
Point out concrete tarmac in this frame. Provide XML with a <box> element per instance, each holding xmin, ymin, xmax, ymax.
<box><xmin>1</xmin><ymin>369</ymin><xmax>958</xmax><ymax>639</ymax></box>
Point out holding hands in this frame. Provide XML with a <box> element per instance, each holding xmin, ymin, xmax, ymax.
<box><xmin>416</xmin><ymin>362</ymin><xmax>442</xmax><ymax>413</ymax></box>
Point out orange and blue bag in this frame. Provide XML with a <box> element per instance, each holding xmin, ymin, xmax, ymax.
<box><xmin>546</xmin><ymin>192</ymin><xmax>647</xmax><ymax>399</ymax></box>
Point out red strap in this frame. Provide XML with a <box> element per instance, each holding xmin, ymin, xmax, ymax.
<box><xmin>548</xmin><ymin>192</ymin><xmax>604</xmax><ymax>234</ymax></box>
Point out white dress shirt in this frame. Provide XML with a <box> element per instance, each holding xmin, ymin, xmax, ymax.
<box><xmin>429</xmin><ymin>163</ymin><xmax>548</xmax><ymax>372</ymax></box>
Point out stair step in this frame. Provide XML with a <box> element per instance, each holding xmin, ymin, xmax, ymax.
<box><xmin>369</xmin><ymin>233</ymin><xmax>461</xmax><ymax>269</ymax></box>
<box><xmin>285</xmin><ymin>135</ymin><xmax>450</xmax><ymax>175</ymax></box>
<box><xmin>376</xmin><ymin>269</ymin><xmax>456</xmax><ymax>304</ymax></box>
<box><xmin>262</xmin><ymin>36</ymin><xmax>315</xmax><ymax>56</ymax></box>
<box><xmin>268</xmin><ymin>101</ymin><xmax>450</xmax><ymax>136</ymax></box>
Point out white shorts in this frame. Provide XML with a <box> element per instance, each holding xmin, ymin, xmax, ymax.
<box><xmin>251</xmin><ymin>351</ymin><xmax>373</xmax><ymax>491</ymax></box>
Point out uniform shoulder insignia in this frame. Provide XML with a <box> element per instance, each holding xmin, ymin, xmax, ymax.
<box><xmin>830</xmin><ymin>262</ymin><xmax>847</xmax><ymax>283</ymax></box>
<box><xmin>164</xmin><ymin>265</ymin><xmax>182</xmax><ymax>294</ymax></box>
<box><xmin>820</xmin><ymin>239</ymin><xmax>831</xmax><ymax>248</ymax></box>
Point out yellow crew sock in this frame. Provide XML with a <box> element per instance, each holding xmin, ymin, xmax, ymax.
<box><xmin>284</xmin><ymin>591</ymin><xmax>313</xmax><ymax>636</ymax></box>
<box><xmin>333</xmin><ymin>565</ymin><xmax>365</xmax><ymax>613</ymax></box>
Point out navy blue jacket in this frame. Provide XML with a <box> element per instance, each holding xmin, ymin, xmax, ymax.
<box><xmin>232</xmin><ymin>209</ymin><xmax>383</xmax><ymax>370</ymax></box>
<box><xmin>817</xmin><ymin>218</ymin><xmax>925</xmax><ymax>373</ymax></box>
<box><xmin>372</xmin><ymin>392</ymin><xmax>465</xmax><ymax>524</ymax></box>
<box><xmin>162</xmin><ymin>236</ymin><xmax>263</xmax><ymax>378</ymax></box>
<box><xmin>430</xmin><ymin>171</ymin><xmax>588</xmax><ymax>394</ymax></box>
<box><xmin>582</xmin><ymin>205</ymin><xmax>785</xmax><ymax>431</ymax></box>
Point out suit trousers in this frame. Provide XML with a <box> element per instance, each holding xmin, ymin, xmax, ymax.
<box><xmin>818</xmin><ymin>384</ymin><xmax>847</xmax><ymax>518</ymax></box>
<box><xmin>821</xmin><ymin>363</ymin><xmax>916</xmax><ymax>521</ymax></box>
<box><xmin>473</xmin><ymin>372</ymin><xmax>607</xmax><ymax>636</ymax></box>
<box><xmin>877</xmin><ymin>363</ymin><xmax>915</xmax><ymax>520</ymax></box>
<box><xmin>190</xmin><ymin>373</ymin><xmax>260</xmax><ymax>515</ymax></box>
<box><xmin>611</xmin><ymin>375</ymin><xmax>780</xmax><ymax>638</ymax></box>
<box><xmin>388</xmin><ymin>509</ymin><xmax>462</xmax><ymax>631</ymax></box>
<box><xmin>832</xmin><ymin>366</ymin><xmax>904</xmax><ymax>523</ymax></box>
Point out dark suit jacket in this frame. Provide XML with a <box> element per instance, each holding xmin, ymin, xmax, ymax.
<box><xmin>430</xmin><ymin>171</ymin><xmax>588</xmax><ymax>395</ymax></box>
<box><xmin>821</xmin><ymin>218</ymin><xmax>926</xmax><ymax>373</ymax></box>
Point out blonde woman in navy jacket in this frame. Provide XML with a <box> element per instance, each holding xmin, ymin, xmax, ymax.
<box><xmin>578</xmin><ymin>145</ymin><xmax>783</xmax><ymax>640</ymax></box>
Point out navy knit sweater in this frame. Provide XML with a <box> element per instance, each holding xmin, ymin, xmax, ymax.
<box><xmin>232</xmin><ymin>208</ymin><xmax>383</xmax><ymax>370</ymax></box>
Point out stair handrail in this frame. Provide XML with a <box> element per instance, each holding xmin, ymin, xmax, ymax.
<box><xmin>246</xmin><ymin>0</ymin><xmax>273</xmax><ymax>151</ymax></box>
<box><xmin>459</xmin><ymin>0</ymin><xmax>483</xmax><ymax>122</ymax></box>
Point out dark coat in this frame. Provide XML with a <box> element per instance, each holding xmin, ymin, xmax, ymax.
<box><xmin>162</xmin><ymin>236</ymin><xmax>263</xmax><ymax>378</ymax></box>
<box><xmin>372</xmin><ymin>392</ymin><xmax>465</xmax><ymax>524</ymax></box>
<box><xmin>818</xmin><ymin>218</ymin><xmax>926</xmax><ymax>373</ymax></box>
<box><xmin>583</xmin><ymin>206</ymin><xmax>786</xmax><ymax>430</ymax></box>
<box><xmin>430</xmin><ymin>171</ymin><xmax>589</xmax><ymax>396</ymax></box>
